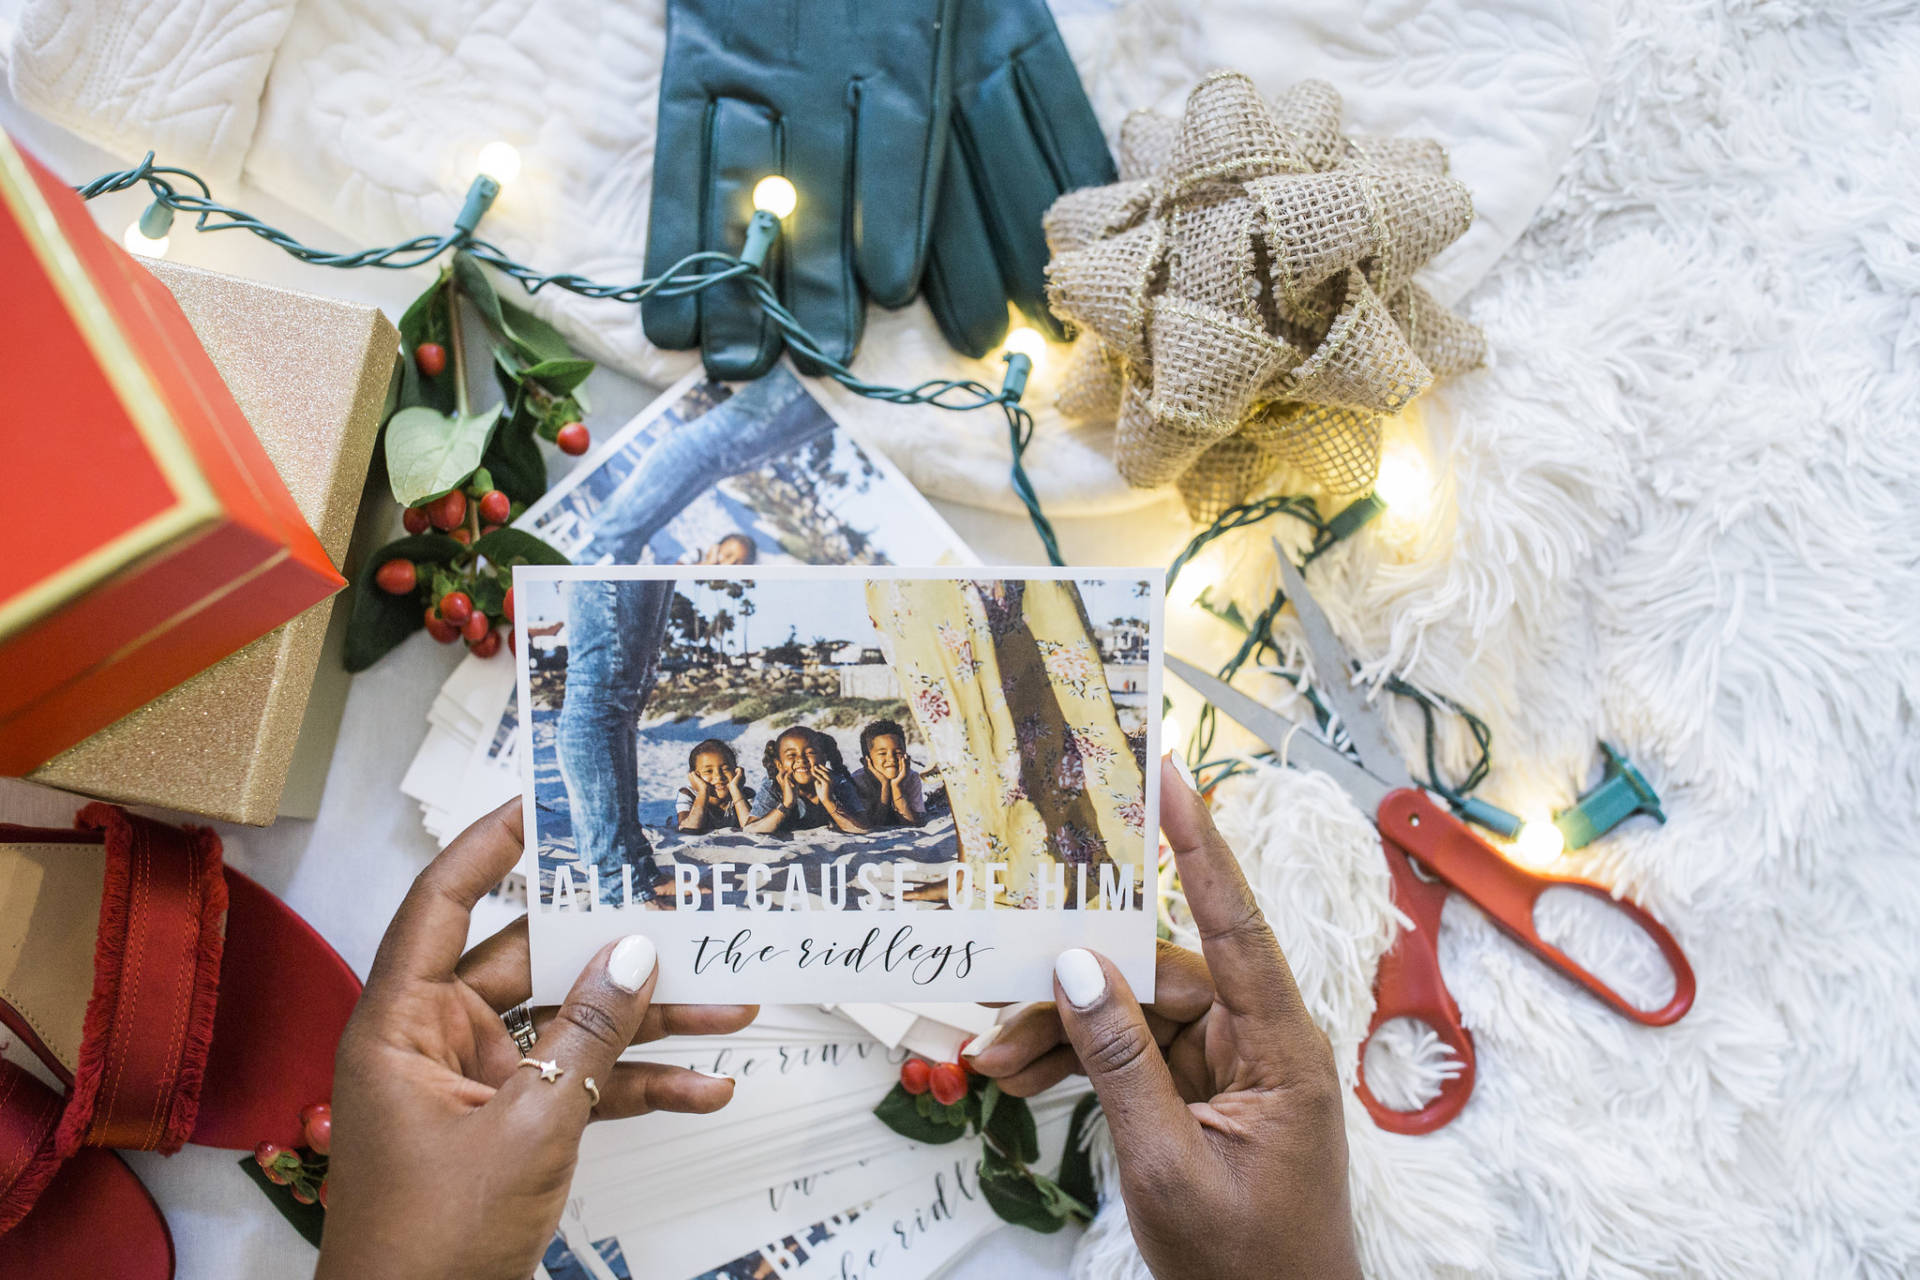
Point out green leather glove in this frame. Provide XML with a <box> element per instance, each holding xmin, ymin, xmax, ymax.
<box><xmin>923</xmin><ymin>0</ymin><xmax>1118</xmax><ymax>358</ymax></box>
<box><xmin>643</xmin><ymin>0</ymin><xmax>957</xmax><ymax>381</ymax></box>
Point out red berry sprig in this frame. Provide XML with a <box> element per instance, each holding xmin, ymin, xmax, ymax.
<box><xmin>350</xmin><ymin>259</ymin><xmax>588</xmax><ymax>674</ymax></box>
<box><xmin>375</xmin><ymin>470</ymin><xmax>543</xmax><ymax>659</ymax></box>
<box><xmin>929</xmin><ymin>1060</ymin><xmax>969</xmax><ymax>1106</ymax></box>
<box><xmin>250</xmin><ymin>1100</ymin><xmax>332</xmax><ymax>1214</ymax></box>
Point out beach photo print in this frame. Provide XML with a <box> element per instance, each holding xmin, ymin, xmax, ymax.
<box><xmin>515</xmin><ymin>566</ymin><xmax>1162</xmax><ymax>1003</ymax></box>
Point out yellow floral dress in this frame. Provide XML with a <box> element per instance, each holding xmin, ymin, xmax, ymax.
<box><xmin>866</xmin><ymin>578</ymin><xmax>1147</xmax><ymax>907</ymax></box>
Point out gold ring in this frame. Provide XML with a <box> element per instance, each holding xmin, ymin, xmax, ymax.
<box><xmin>518</xmin><ymin>1056</ymin><xmax>563</xmax><ymax>1083</ymax></box>
<box><xmin>583</xmin><ymin>1076</ymin><xmax>601</xmax><ymax>1108</ymax></box>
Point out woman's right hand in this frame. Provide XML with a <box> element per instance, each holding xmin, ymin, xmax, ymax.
<box><xmin>968</xmin><ymin>757</ymin><xmax>1360</xmax><ymax>1280</ymax></box>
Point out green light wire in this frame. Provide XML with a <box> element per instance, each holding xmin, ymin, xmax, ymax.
<box><xmin>1163</xmin><ymin>493</ymin><xmax>1494</xmax><ymax>803</ymax></box>
<box><xmin>76</xmin><ymin>154</ymin><xmax>1064</xmax><ymax>565</ymax></box>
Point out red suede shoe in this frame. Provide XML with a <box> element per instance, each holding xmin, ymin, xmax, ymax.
<box><xmin>0</xmin><ymin>804</ymin><xmax>361</xmax><ymax>1247</ymax></box>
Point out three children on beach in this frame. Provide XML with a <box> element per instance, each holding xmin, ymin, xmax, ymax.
<box><xmin>677</xmin><ymin>718</ymin><xmax>929</xmax><ymax>836</ymax></box>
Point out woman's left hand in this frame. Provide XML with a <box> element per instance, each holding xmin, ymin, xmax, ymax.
<box><xmin>316</xmin><ymin>801</ymin><xmax>757</xmax><ymax>1280</ymax></box>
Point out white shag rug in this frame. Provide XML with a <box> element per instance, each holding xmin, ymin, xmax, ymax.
<box><xmin>1078</xmin><ymin>1</ymin><xmax>1920</xmax><ymax>1276</ymax></box>
<box><xmin>10</xmin><ymin>0</ymin><xmax>1920</xmax><ymax>1275</ymax></box>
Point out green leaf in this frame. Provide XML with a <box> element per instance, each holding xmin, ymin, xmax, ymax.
<box><xmin>916</xmin><ymin>1092</ymin><xmax>935</xmax><ymax>1119</ymax></box>
<box><xmin>519</xmin><ymin>356</ymin><xmax>595</xmax><ymax>396</ymax></box>
<box><xmin>1054</xmin><ymin>1094</ymin><xmax>1101</xmax><ymax>1215</ymax></box>
<box><xmin>471</xmin><ymin>527</ymin><xmax>569</xmax><ymax>569</ymax></box>
<box><xmin>455</xmin><ymin>253</ymin><xmax>575</xmax><ymax>365</ymax></box>
<box><xmin>395</xmin><ymin>270</ymin><xmax>455</xmax><ymax>415</ymax></box>
<box><xmin>983</xmin><ymin>1088</ymin><xmax>1040</xmax><ymax>1164</ymax></box>
<box><xmin>481</xmin><ymin>395</ymin><xmax>547</xmax><ymax>507</ymax></box>
<box><xmin>977</xmin><ymin>1147</ymin><xmax>1065</xmax><ymax>1234</ymax></box>
<box><xmin>499</xmin><ymin>297</ymin><xmax>576</xmax><ymax>364</ymax></box>
<box><xmin>470</xmin><ymin>575</ymin><xmax>507</xmax><ymax>617</ymax></box>
<box><xmin>454</xmin><ymin>253</ymin><xmax>509</xmax><ymax>335</ymax></box>
<box><xmin>385</xmin><ymin>404</ymin><xmax>502</xmax><ymax>507</ymax></box>
<box><xmin>1030</xmin><ymin>1172</ymin><xmax>1094</xmax><ymax>1225</ymax></box>
<box><xmin>873</xmin><ymin>1083</ymin><xmax>967</xmax><ymax>1145</ymax></box>
<box><xmin>943</xmin><ymin>1099</ymin><xmax>969</xmax><ymax>1125</ymax></box>
<box><xmin>343</xmin><ymin>534</ymin><xmax>466</xmax><ymax>672</ymax></box>
<box><xmin>237</xmin><ymin>1155</ymin><xmax>326</xmax><ymax>1249</ymax></box>
<box><xmin>979</xmin><ymin>1080</ymin><xmax>1001</xmax><ymax>1133</ymax></box>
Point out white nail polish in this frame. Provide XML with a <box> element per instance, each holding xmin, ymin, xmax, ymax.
<box><xmin>607</xmin><ymin>935</ymin><xmax>657</xmax><ymax>992</ymax></box>
<box><xmin>694</xmin><ymin>1070</ymin><xmax>733</xmax><ymax>1082</ymax></box>
<box><xmin>1055</xmin><ymin>949</ymin><xmax>1106</xmax><ymax>1008</ymax></box>
<box><xmin>961</xmin><ymin>1023</ymin><xmax>1004</xmax><ymax>1058</ymax></box>
<box><xmin>1164</xmin><ymin>749</ymin><xmax>1197</xmax><ymax>793</ymax></box>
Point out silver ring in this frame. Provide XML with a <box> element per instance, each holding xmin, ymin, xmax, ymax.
<box><xmin>518</xmin><ymin>1056</ymin><xmax>563</xmax><ymax>1082</ymax></box>
<box><xmin>503</xmin><ymin>1004</ymin><xmax>538</xmax><ymax>1055</ymax></box>
<box><xmin>583</xmin><ymin>1076</ymin><xmax>600</xmax><ymax>1108</ymax></box>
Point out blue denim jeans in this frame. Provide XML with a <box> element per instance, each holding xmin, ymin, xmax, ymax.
<box><xmin>557</xmin><ymin>369</ymin><xmax>833</xmax><ymax>904</ymax></box>
<box><xmin>587</xmin><ymin>367</ymin><xmax>827</xmax><ymax>563</ymax></box>
<box><xmin>557</xmin><ymin>578</ymin><xmax>674</xmax><ymax>904</ymax></box>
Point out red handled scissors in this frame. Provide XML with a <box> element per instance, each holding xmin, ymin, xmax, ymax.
<box><xmin>1167</xmin><ymin>550</ymin><xmax>1694</xmax><ymax>1134</ymax></box>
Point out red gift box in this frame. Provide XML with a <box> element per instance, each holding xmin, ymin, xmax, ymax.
<box><xmin>0</xmin><ymin>131</ymin><xmax>346</xmax><ymax>774</ymax></box>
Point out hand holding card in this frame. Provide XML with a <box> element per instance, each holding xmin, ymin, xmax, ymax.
<box><xmin>515</xmin><ymin>567</ymin><xmax>1164</xmax><ymax>1005</ymax></box>
<box><xmin>315</xmin><ymin>802</ymin><xmax>755</xmax><ymax>1280</ymax></box>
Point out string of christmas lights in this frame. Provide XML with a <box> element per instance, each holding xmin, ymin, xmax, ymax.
<box><xmin>77</xmin><ymin>152</ymin><xmax>1063</xmax><ymax>563</ymax></box>
<box><xmin>77</xmin><ymin>146</ymin><xmax>1554</xmax><ymax>849</ymax></box>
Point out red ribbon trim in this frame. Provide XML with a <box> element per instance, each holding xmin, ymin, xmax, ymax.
<box><xmin>53</xmin><ymin>805</ymin><xmax>225</xmax><ymax>1156</ymax></box>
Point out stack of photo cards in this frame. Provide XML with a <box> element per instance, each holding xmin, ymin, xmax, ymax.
<box><xmin>387</xmin><ymin>367</ymin><xmax>1166</xmax><ymax>1276</ymax></box>
<box><xmin>400</xmin><ymin>361</ymin><xmax>978</xmax><ymax>856</ymax></box>
<box><xmin>513</xmin><ymin>566</ymin><xmax>1164</xmax><ymax>1005</ymax></box>
<box><xmin>521</xmin><ymin>998</ymin><xmax>1093</xmax><ymax>1280</ymax></box>
<box><xmin>538</xmin><ymin>1008</ymin><xmax>1090</xmax><ymax>1280</ymax></box>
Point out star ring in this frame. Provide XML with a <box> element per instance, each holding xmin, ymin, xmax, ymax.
<box><xmin>518</xmin><ymin>1056</ymin><xmax>563</xmax><ymax>1083</ymax></box>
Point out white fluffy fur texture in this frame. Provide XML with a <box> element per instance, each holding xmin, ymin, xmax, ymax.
<box><xmin>1073</xmin><ymin>1</ymin><xmax>1920</xmax><ymax>1276</ymax></box>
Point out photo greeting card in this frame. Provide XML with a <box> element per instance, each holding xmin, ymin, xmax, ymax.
<box><xmin>515</xmin><ymin>565</ymin><xmax>1161</xmax><ymax>1003</ymax></box>
<box><xmin>407</xmin><ymin>362</ymin><xmax>977</xmax><ymax>847</ymax></box>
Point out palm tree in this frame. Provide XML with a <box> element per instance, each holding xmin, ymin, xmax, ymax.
<box><xmin>709</xmin><ymin>610</ymin><xmax>734</xmax><ymax>661</ymax></box>
<box><xmin>738</xmin><ymin>596</ymin><xmax>756</xmax><ymax>655</ymax></box>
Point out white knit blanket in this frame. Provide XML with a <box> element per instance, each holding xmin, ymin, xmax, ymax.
<box><xmin>11</xmin><ymin>1</ymin><xmax>1920</xmax><ymax>1275</ymax></box>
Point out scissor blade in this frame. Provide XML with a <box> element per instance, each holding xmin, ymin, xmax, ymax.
<box><xmin>1271</xmin><ymin>542</ymin><xmax>1413</xmax><ymax>791</ymax></box>
<box><xmin>1166</xmin><ymin>654</ymin><xmax>1393</xmax><ymax>818</ymax></box>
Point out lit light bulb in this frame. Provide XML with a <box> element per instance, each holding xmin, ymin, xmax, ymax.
<box><xmin>752</xmin><ymin>175</ymin><xmax>797</xmax><ymax>219</ymax></box>
<box><xmin>476</xmin><ymin>140</ymin><xmax>522</xmax><ymax>185</ymax></box>
<box><xmin>1508</xmin><ymin>813</ymin><xmax>1566</xmax><ymax>868</ymax></box>
<box><xmin>122</xmin><ymin>221</ymin><xmax>169</xmax><ymax>258</ymax></box>
<box><xmin>1373</xmin><ymin>439</ymin><xmax>1433</xmax><ymax>522</ymax></box>
<box><xmin>1003</xmin><ymin>326</ymin><xmax>1047</xmax><ymax>368</ymax></box>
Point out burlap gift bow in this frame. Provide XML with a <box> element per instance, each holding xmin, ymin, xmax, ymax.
<box><xmin>1043</xmin><ymin>72</ymin><xmax>1486</xmax><ymax>521</ymax></box>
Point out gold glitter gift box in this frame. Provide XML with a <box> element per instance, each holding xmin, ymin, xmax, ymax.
<box><xmin>28</xmin><ymin>261</ymin><xmax>397</xmax><ymax>823</ymax></box>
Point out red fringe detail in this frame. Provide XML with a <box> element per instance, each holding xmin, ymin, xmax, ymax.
<box><xmin>54</xmin><ymin>806</ymin><xmax>225</xmax><ymax>1157</ymax></box>
<box><xmin>166</xmin><ymin>823</ymin><xmax>226</xmax><ymax>1151</ymax></box>
<box><xmin>0</xmin><ymin>1063</ymin><xmax>66</xmax><ymax>1235</ymax></box>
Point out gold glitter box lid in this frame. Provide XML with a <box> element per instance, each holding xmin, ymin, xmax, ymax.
<box><xmin>29</xmin><ymin>261</ymin><xmax>397</xmax><ymax>824</ymax></box>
